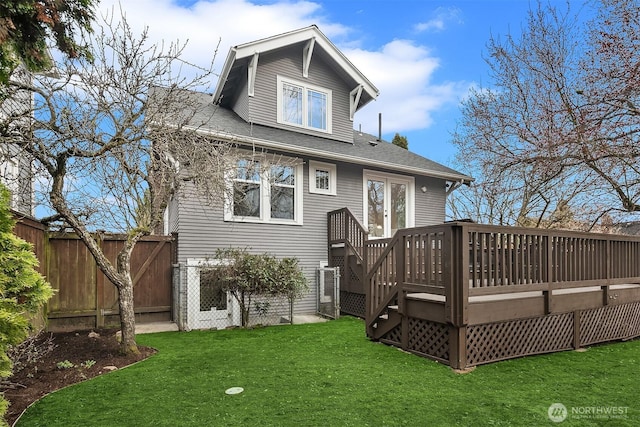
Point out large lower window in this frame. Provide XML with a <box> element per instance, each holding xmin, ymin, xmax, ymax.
<box><xmin>225</xmin><ymin>157</ymin><xmax>303</xmax><ymax>225</ymax></box>
<box><xmin>277</xmin><ymin>75</ymin><xmax>332</xmax><ymax>133</ymax></box>
<box><xmin>270</xmin><ymin>165</ymin><xmax>296</xmax><ymax>220</ymax></box>
<box><xmin>233</xmin><ymin>159</ymin><xmax>261</xmax><ymax>218</ymax></box>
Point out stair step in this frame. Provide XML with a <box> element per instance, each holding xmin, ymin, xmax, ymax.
<box><xmin>388</xmin><ymin>305</ymin><xmax>399</xmax><ymax>311</ymax></box>
<box><xmin>379</xmin><ymin>314</ymin><xmax>389</xmax><ymax>320</ymax></box>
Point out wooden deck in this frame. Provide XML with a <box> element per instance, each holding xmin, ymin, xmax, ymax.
<box><xmin>328</xmin><ymin>208</ymin><xmax>640</xmax><ymax>369</ymax></box>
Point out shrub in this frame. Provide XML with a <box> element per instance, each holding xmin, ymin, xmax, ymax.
<box><xmin>0</xmin><ymin>184</ymin><xmax>53</xmax><ymax>420</ymax></box>
<box><xmin>211</xmin><ymin>248</ymin><xmax>308</xmax><ymax>327</ymax></box>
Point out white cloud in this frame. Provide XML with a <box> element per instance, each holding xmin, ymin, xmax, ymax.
<box><xmin>414</xmin><ymin>7</ymin><xmax>463</xmax><ymax>33</ymax></box>
<box><xmin>95</xmin><ymin>0</ymin><xmax>469</xmax><ymax>137</ymax></box>
<box><xmin>98</xmin><ymin>0</ymin><xmax>347</xmax><ymax>75</ymax></box>
<box><xmin>346</xmin><ymin>40</ymin><xmax>471</xmax><ymax>136</ymax></box>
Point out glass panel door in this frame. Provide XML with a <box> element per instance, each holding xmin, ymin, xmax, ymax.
<box><xmin>367</xmin><ymin>179</ymin><xmax>385</xmax><ymax>237</ymax></box>
<box><xmin>390</xmin><ymin>183</ymin><xmax>406</xmax><ymax>236</ymax></box>
<box><xmin>365</xmin><ymin>173</ymin><xmax>412</xmax><ymax>239</ymax></box>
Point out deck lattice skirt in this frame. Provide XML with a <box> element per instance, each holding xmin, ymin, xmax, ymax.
<box><xmin>407</xmin><ymin>318</ymin><xmax>449</xmax><ymax>362</ymax></box>
<box><xmin>579</xmin><ymin>302</ymin><xmax>640</xmax><ymax>346</ymax></box>
<box><xmin>340</xmin><ymin>291</ymin><xmax>365</xmax><ymax>318</ymax></box>
<box><xmin>466</xmin><ymin>314</ymin><xmax>574</xmax><ymax>366</ymax></box>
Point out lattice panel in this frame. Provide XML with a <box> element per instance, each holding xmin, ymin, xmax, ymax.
<box><xmin>340</xmin><ymin>291</ymin><xmax>365</xmax><ymax>318</ymax></box>
<box><xmin>331</xmin><ymin>255</ymin><xmax>345</xmax><ymax>272</ymax></box>
<box><xmin>381</xmin><ymin>324</ymin><xmax>402</xmax><ymax>346</ymax></box>
<box><xmin>349</xmin><ymin>267</ymin><xmax>360</xmax><ymax>285</ymax></box>
<box><xmin>407</xmin><ymin>318</ymin><xmax>449</xmax><ymax>361</ymax></box>
<box><xmin>466</xmin><ymin>314</ymin><xmax>573</xmax><ymax>366</ymax></box>
<box><xmin>579</xmin><ymin>302</ymin><xmax>640</xmax><ymax>346</ymax></box>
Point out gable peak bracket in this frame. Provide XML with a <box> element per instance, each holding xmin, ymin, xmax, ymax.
<box><xmin>349</xmin><ymin>85</ymin><xmax>363</xmax><ymax>121</ymax></box>
<box><xmin>302</xmin><ymin>38</ymin><xmax>316</xmax><ymax>78</ymax></box>
<box><xmin>248</xmin><ymin>52</ymin><xmax>259</xmax><ymax>97</ymax></box>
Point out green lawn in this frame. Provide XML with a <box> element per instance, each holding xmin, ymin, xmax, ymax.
<box><xmin>17</xmin><ymin>317</ymin><xmax>639</xmax><ymax>426</ymax></box>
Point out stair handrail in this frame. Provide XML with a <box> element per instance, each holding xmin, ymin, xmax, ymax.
<box><xmin>365</xmin><ymin>232</ymin><xmax>403</xmax><ymax>327</ymax></box>
<box><xmin>328</xmin><ymin>207</ymin><xmax>367</xmax><ymax>260</ymax></box>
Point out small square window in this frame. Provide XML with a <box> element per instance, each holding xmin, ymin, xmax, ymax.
<box><xmin>309</xmin><ymin>161</ymin><xmax>336</xmax><ymax>196</ymax></box>
<box><xmin>315</xmin><ymin>169</ymin><xmax>330</xmax><ymax>190</ymax></box>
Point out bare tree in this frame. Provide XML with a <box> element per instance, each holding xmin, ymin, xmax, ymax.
<box><xmin>0</xmin><ymin>11</ymin><xmax>234</xmax><ymax>354</ymax></box>
<box><xmin>450</xmin><ymin>0</ymin><xmax>640</xmax><ymax>229</ymax></box>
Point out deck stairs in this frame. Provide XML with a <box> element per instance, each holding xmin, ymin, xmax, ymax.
<box><xmin>371</xmin><ymin>304</ymin><xmax>401</xmax><ymax>339</ymax></box>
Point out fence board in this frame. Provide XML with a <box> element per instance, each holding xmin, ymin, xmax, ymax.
<box><xmin>11</xmin><ymin>213</ymin><xmax>174</xmax><ymax>331</ymax></box>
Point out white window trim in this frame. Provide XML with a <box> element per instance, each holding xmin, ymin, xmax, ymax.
<box><xmin>276</xmin><ymin>75</ymin><xmax>332</xmax><ymax>134</ymax></box>
<box><xmin>309</xmin><ymin>160</ymin><xmax>336</xmax><ymax>196</ymax></box>
<box><xmin>362</xmin><ymin>169</ymin><xmax>415</xmax><ymax>239</ymax></box>
<box><xmin>224</xmin><ymin>157</ymin><xmax>304</xmax><ymax>226</ymax></box>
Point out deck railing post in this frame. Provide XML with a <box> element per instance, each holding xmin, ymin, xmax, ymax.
<box><xmin>449</xmin><ymin>325</ymin><xmax>467</xmax><ymax>370</ymax></box>
<box><xmin>445</xmin><ymin>224</ymin><xmax>469</xmax><ymax>327</ymax></box>
<box><xmin>602</xmin><ymin>238</ymin><xmax>612</xmax><ymax>306</ymax></box>
<box><xmin>544</xmin><ymin>233</ymin><xmax>554</xmax><ymax>314</ymax></box>
<box><xmin>444</xmin><ymin>225</ymin><xmax>454</xmax><ymax>325</ymax></box>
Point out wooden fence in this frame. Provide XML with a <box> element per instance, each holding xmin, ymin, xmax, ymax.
<box><xmin>13</xmin><ymin>212</ymin><xmax>175</xmax><ymax>332</ymax></box>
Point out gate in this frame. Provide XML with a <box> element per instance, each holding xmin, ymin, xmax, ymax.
<box><xmin>317</xmin><ymin>266</ymin><xmax>340</xmax><ymax>319</ymax></box>
<box><xmin>174</xmin><ymin>261</ymin><xmax>294</xmax><ymax>330</ymax></box>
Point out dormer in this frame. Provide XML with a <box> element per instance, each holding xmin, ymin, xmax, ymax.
<box><xmin>213</xmin><ymin>26</ymin><xmax>379</xmax><ymax>143</ymax></box>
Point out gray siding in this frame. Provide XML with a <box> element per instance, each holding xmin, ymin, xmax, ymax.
<box><xmin>230</xmin><ymin>70</ymin><xmax>249</xmax><ymax>122</ymax></box>
<box><xmin>1</xmin><ymin>67</ymin><xmax>34</xmax><ymax>215</ymax></box>
<box><xmin>244</xmin><ymin>46</ymin><xmax>354</xmax><ymax>143</ymax></box>
<box><xmin>166</xmin><ymin>194</ymin><xmax>179</xmax><ymax>234</ymax></box>
<box><xmin>415</xmin><ymin>176</ymin><xmax>447</xmax><ymax>225</ymax></box>
<box><xmin>174</xmin><ymin>153</ymin><xmax>447</xmax><ymax>316</ymax></box>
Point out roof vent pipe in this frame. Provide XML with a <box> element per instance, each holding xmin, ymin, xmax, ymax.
<box><xmin>378</xmin><ymin>113</ymin><xmax>382</xmax><ymax>141</ymax></box>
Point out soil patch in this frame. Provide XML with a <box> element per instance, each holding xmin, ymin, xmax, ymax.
<box><xmin>2</xmin><ymin>330</ymin><xmax>156</xmax><ymax>426</ymax></box>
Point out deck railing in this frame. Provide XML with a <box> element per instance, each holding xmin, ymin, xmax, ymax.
<box><xmin>366</xmin><ymin>222</ymin><xmax>640</xmax><ymax>329</ymax></box>
<box><xmin>328</xmin><ymin>208</ymin><xmax>367</xmax><ymax>262</ymax></box>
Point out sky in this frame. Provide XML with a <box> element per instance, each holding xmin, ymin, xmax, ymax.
<box><xmin>95</xmin><ymin>0</ymin><xmax>573</xmax><ymax>168</ymax></box>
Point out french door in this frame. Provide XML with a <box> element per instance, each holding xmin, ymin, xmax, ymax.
<box><xmin>364</xmin><ymin>171</ymin><xmax>414</xmax><ymax>238</ymax></box>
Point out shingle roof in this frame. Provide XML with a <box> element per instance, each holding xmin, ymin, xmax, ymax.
<box><xmin>183</xmin><ymin>91</ymin><xmax>472</xmax><ymax>183</ymax></box>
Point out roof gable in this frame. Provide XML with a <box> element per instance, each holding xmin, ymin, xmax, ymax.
<box><xmin>213</xmin><ymin>25</ymin><xmax>379</xmax><ymax>112</ymax></box>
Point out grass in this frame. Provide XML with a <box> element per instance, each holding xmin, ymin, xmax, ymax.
<box><xmin>17</xmin><ymin>317</ymin><xmax>639</xmax><ymax>426</ymax></box>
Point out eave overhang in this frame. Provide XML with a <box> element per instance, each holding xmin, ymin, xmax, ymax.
<box><xmin>178</xmin><ymin>124</ymin><xmax>472</xmax><ymax>185</ymax></box>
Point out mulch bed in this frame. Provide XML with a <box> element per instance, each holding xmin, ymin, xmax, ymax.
<box><xmin>2</xmin><ymin>330</ymin><xmax>156</xmax><ymax>426</ymax></box>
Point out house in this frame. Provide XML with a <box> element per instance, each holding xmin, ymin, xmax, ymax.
<box><xmin>0</xmin><ymin>66</ymin><xmax>34</xmax><ymax>215</ymax></box>
<box><xmin>165</xmin><ymin>26</ymin><xmax>472</xmax><ymax>330</ymax></box>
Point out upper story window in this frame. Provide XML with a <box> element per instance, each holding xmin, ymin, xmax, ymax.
<box><xmin>225</xmin><ymin>157</ymin><xmax>303</xmax><ymax>225</ymax></box>
<box><xmin>277</xmin><ymin>75</ymin><xmax>332</xmax><ymax>133</ymax></box>
<box><xmin>309</xmin><ymin>160</ymin><xmax>336</xmax><ymax>196</ymax></box>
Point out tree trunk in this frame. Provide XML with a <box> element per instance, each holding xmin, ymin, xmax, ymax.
<box><xmin>117</xmin><ymin>278</ymin><xmax>139</xmax><ymax>355</ymax></box>
<box><xmin>116</xmin><ymin>239</ymin><xmax>141</xmax><ymax>355</ymax></box>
